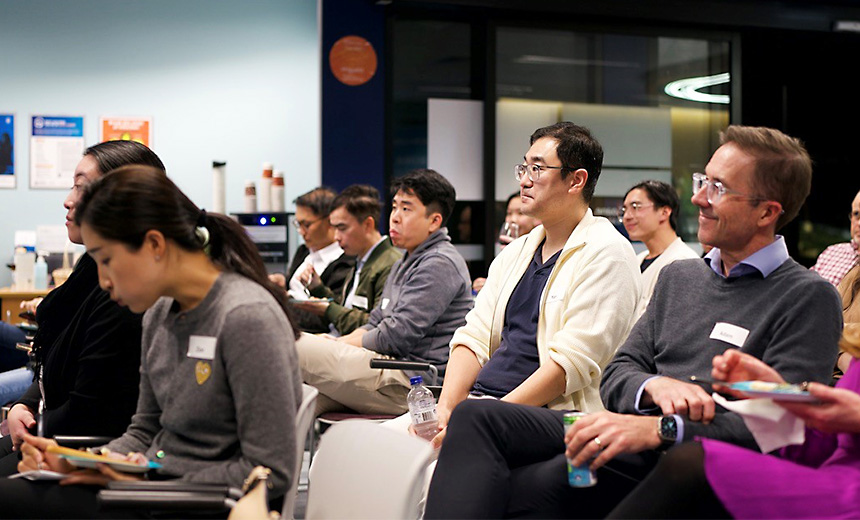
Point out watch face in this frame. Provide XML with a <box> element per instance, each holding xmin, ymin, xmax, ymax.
<box><xmin>660</xmin><ymin>416</ymin><xmax>678</xmax><ymax>441</ymax></box>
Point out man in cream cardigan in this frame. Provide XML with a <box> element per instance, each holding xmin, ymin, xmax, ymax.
<box><xmin>427</xmin><ymin>122</ymin><xmax>641</xmax><ymax>448</ymax></box>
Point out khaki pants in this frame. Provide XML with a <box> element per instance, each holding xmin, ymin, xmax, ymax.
<box><xmin>296</xmin><ymin>333</ymin><xmax>412</xmax><ymax>415</ymax></box>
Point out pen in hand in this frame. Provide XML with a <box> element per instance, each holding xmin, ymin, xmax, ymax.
<box><xmin>36</xmin><ymin>398</ymin><xmax>44</xmax><ymax>438</ymax></box>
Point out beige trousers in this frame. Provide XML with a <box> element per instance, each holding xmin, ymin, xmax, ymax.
<box><xmin>296</xmin><ymin>333</ymin><xmax>412</xmax><ymax>415</ymax></box>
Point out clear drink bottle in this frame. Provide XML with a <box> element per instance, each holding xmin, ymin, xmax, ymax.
<box><xmin>407</xmin><ymin>376</ymin><xmax>439</xmax><ymax>442</ymax></box>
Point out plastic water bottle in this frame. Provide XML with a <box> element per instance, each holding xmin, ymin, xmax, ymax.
<box><xmin>407</xmin><ymin>376</ymin><xmax>439</xmax><ymax>442</ymax></box>
<box><xmin>34</xmin><ymin>254</ymin><xmax>48</xmax><ymax>290</ymax></box>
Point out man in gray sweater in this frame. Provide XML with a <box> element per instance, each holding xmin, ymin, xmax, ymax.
<box><xmin>425</xmin><ymin>125</ymin><xmax>843</xmax><ymax>518</ymax></box>
<box><xmin>298</xmin><ymin>169</ymin><xmax>473</xmax><ymax>415</ymax></box>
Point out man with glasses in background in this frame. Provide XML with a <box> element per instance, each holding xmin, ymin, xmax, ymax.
<box><xmin>811</xmin><ymin>188</ymin><xmax>860</xmax><ymax>286</ymax></box>
<box><xmin>292</xmin><ymin>184</ymin><xmax>402</xmax><ymax>336</ymax></box>
<box><xmin>425</xmin><ymin>125</ymin><xmax>842</xmax><ymax>519</ymax></box>
<box><xmin>271</xmin><ymin>187</ymin><xmax>355</xmax><ymax>333</ymax></box>
<box><xmin>619</xmin><ymin>179</ymin><xmax>699</xmax><ymax>318</ymax></box>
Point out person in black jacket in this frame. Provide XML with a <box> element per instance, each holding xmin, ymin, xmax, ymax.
<box><xmin>0</xmin><ymin>140</ymin><xmax>165</xmax><ymax>475</ymax></box>
<box><xmin>271</xmin><ymin>187</ymin><xmax>355</xmax><ymax>333</ymax></box>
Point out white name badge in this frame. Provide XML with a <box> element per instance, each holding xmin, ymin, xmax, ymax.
<box><xmin>546</xmin><ymin>291</ymin><xmax>564</xmax><ymax>304</ymax></box>
<box><xmin>381</xmin><ymin>298</ymin><xmax>390</xmax><ymax>310</ymax></box>
<box><xmin>352</xmin><ymin>295</ymin><xmax>369</xmax><ymax>310</ymax></box>
<box><xmin>187</xmin><ymin>335</ymin><xmax>217</xmax><ymax>360</ymax></box>
<box><xmin>709</xmin><ymin>322</ymin><xmax>750</xmax><ymax>348</ymax></box>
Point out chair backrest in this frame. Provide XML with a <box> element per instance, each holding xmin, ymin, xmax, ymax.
<box><xmin>281</xmin><ymin>383</ymin><xmax>318</xmax><ymax>519</ymax></box>
<box><xmin>305</xmin><ymin>421</ymin><xmax>434</xmax><ymax>520</ymax></box>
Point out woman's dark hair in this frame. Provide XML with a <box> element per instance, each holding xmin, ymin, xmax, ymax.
<box><xmin>294</xmin><ymin>187</ymin><xmax>337</xmax><ymax>218</ymax></box>
<box><xmin>506</xmin><ymin>191</ymin><xmax>520</xmax><ymax>208</ymax></box>
<box><xmin>75</xmin><ymin>165</ymin><xmax>298</xmax><ymax>338</ymax></box>
<box><xmin>624</xmin><ymin>180</ymin><xmax>681</xmax><ymax>232</ymax></box>
<box><xmin>84</xmin><ymin>140</ymin><xmax>165</xmax><ymax>175</ymax></box>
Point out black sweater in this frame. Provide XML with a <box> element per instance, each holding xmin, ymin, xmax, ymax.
<box><xmin>16</xmin><ymin>253</ymin><xmax>142</xmax><ymax>438</ymax></box>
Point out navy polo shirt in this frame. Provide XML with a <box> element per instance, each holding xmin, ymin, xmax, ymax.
<box><xmin>472</xmin><ymin>240</ymin><xmax>562</xmax><ymax>398</ymax></box>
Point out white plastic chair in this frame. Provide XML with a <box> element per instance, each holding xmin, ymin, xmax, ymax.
<box><xmin>306</xmin><ymin>420</ymin><xmax>435</xmax><ymax>520</ymax></box>
<box><xmin>281</xmin><ymin>383</ymin><xmax>318</xmax><ymax>518</ymax></box>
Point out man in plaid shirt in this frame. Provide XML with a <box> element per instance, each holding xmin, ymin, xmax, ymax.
<box><xmin>811</xmin><ymin>188</ymin><xmax>860</xmax><ymax>286</ymax></box>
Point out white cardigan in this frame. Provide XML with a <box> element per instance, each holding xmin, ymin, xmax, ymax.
<box><xmin>636</xmin><ymin>236</ymin><xmax>700</xmax><ymax>318</ymax></box>
<box><xmin>450</xmin><ymin>209</ymin><xmax>642</xmax><ymax>412</ymax></box>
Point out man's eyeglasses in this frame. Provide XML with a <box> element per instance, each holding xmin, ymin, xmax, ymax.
<box><xmin>514</xmin><ymin>163</ymin><xmax>566</xmax><ymax>183</ymax></box>
<box><xmin>292</xmin><ymin>216</ymin><xmax>324</xmax><ymax>230</ymax></box>
<box><xmin>691</xmin><ymin>172</ymin><xmax>767</xmax><ymax>205</ymax></box>
<box><xmin>617</xmin><ymin>202</ymin><xmax>655</xmax><ymax>222</ymax></box>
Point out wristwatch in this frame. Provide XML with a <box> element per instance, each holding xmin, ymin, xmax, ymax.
<box><xmin>657</xmin><ymin>415</ymin><xmax>678</xmax><ymax>449</ymax></box>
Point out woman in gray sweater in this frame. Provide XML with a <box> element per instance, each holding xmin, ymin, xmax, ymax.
<box><xmin>0</xmin><ymin>166</ymin><xmax>302</xmax><ymax>519</ymax></box>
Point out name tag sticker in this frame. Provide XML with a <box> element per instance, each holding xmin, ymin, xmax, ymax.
<box><xmin>381</xmin><ymin>298</ymin><xmax>390</xmax><ymax>310</ymax></box>
<box><xmin>352</xmin><ymin>295</ymin><xmax>369</xmax><ymax>310</ymax></box>
<box><xmin>187</xmin><ymin>336</ymin><xmax>217</xmax><ymax>360</ymax></box>
<box><xmin>709</xmin><ymin>322</ymin><xmax>749</xmax><ymax>348</ymax></box>
<box><xmin>546</xmin><ymin>291</ymin><xmax>564</xmax><ymax>303</ymax></box>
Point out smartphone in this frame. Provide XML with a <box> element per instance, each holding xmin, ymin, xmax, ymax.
<box><xmin>18</xmin><ymin>311</ymin><xmax>36</xmax><ymax>322</ymax></box>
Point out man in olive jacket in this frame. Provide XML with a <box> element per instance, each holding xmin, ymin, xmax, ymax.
<box><xmin>294</xmin><ymin>184</ymin><xmax>401</xmax><ymax>336</ymax></box>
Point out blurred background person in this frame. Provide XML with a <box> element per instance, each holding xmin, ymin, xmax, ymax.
<box><xmin>472</xmin><ymin>191</ymin><xmax>540</xmax><ymax>293</ymax></box>
<box><xmin>292</xmin><ymin>184</ymin><xmax>401</xmax><ymax>336</ymax></box>
<box><xmin>620</xmin><ymin>180</ymin><xmax>698</xmax><ymax>315</ymax></box>
<box><xmin>271</xmin><ymin>187</ymin><xmax>354</xmax><ymax>333</ymax></box>
<box><xmin>811</xmin><ymin>188</ymin><xmax>860</xmax><ymax>286</ymax></box>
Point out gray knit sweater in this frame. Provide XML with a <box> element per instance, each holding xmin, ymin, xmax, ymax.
<box><xmin>107</xmin><ymin>272</ymin><xmax>302</xmax><ymax>496</ymax></box>
<box><xmin>601</xmin><ymin>257</ymin><xmax>842</xmax><ymax>449</ymax></box>
<box><xmin>361</xmin><ymin>228</ymin><xmax>473</xmax><ymax>376</ymax></box>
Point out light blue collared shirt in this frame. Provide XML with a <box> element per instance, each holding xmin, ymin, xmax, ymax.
<box><xmin>633</xmin><ymin>236</ymin><xmax>789</xmax><ymax>445</ymax></box>
<box><xmin>703</xmin><ymin>236</ymin><xmax>789</xmax><ymax>279</ymax></box>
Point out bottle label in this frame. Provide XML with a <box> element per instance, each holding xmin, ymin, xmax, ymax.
<box><xmin>412</xmin><ymin>409</ymin><xmax>437</xmax><ymax>423</ymax></box>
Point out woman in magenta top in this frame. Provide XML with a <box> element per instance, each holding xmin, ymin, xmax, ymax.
<box><xmin>608</xmin><ymin>337</ymin><xmax>860</xmax><ymax>519</ymax></box>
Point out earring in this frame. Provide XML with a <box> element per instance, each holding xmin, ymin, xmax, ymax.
<box><xmin>155</xmin><ymin>255</ymin><xmax>161</xmax><ymax>261</ymax></box>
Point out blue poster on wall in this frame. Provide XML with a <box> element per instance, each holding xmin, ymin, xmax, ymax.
<box><xmin>31</xmin><ymin>116</ymin><xmax>83</xmax><ymax>137</ymax></box>
<box><xmin>0</xmin><ymin>114</ymin><xmax>13</xmax><ymax>188</ymax></box>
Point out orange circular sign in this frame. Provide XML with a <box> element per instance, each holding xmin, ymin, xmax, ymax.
<box><xmin>329</xmin><ymin>35</ymin><xmax>378</xmax><ymax>86</ymax></box>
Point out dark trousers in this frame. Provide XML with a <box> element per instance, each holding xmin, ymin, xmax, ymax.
<box><xmin>607</xmin><ymin>442</ymin><xmax>730</xmax><ymax>519</ymax></box>
<box><xmin>425</xmin><ymin>399</ymin><xmax>658</xmax><ymax>519</ymax></box>
<box><xmin>0</xmin><ymin>435</ymin><xmax>21</xmax><ymax>476</ymax></box>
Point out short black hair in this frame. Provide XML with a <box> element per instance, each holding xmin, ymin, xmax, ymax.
<box><xmin>625</xmin><ymin>180</ymin><xmax>681</xmax><ymax>231</ymax></box>
<box><xmin>390</xmin><ymin>169</ymin><xmax>456</xmax><ymax>226</ymax></box>
<box><xmin>529</xmin><ymin>122</ymin><xmax>604</xmax><ymax>202</ymax></box>
<box><xmin>332</xmin><ymin>184</ymin><xmax>382</xmax><ymax>227</ymax></box>
<box><xmin>294</xmin><ymin>187</ymin><xmax>337</xmax><ymax>217</ymax></box>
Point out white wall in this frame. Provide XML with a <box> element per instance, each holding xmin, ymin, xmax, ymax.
<box><xmin>0</xmin><ymin>0</ymin><xmax>320</xmax><ymax>286</ymax></box>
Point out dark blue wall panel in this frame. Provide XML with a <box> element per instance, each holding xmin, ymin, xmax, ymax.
<box><xmin>321</xmin><ymin>0</ymin><xmax>386</xmax><ymax>196</ymax></box>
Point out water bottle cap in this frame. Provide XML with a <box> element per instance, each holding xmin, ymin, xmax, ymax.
<box><xmin>409</xmin><ymin>376</ymin><xmax>423</xmax><ymax>385</ymax></box>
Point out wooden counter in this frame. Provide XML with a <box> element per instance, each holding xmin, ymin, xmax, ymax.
<box><xmin>0</xmin><ymin>287</ymin><xmax>52</xmax><ymax>323</ymax></box>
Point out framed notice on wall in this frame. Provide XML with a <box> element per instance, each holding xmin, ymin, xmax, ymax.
<box><xmin>99</xmin><ymin>116</ymin><xmax>152</xmax><ymax>147</ymax></box>
<box><xmin>0</xmin><ymin>114</ymin><xmax>14</xmax><ymax>189</ymax></box>
<box><xmin>30</xmin><ymin>115</ymin><xmax>85</xmax><ymax>189</ymax></box>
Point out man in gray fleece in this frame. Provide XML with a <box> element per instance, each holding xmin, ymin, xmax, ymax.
<box><xmin>297</xmin><ymin>169</ymin><xmax>473</xmax><ymax>415</ymax></box>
